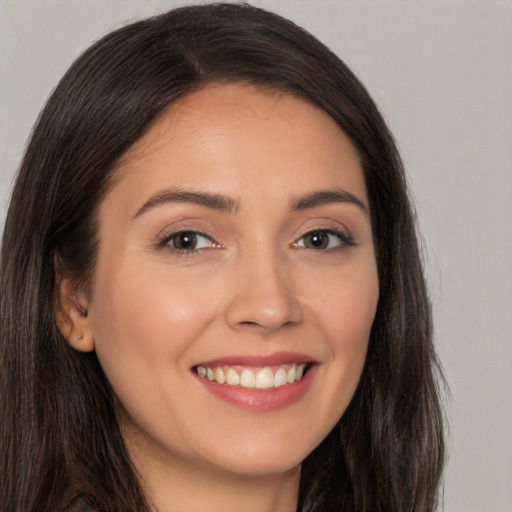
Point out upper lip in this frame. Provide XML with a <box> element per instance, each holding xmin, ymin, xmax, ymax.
<box><xmin>194</xmin><ymin>351</ymin><xmax>318</xmax><ymax>368</ymax></box>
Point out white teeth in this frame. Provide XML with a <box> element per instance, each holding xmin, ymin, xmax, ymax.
<box><xmin>226</xmin><ymin>368</ymin><xmax>240</xmax><ymax>386</ymax></box>
<box><xmin>273</xmin><ymin>368</ymin><xmax>287</xmax><ymax>387</ymax></box>
<box><xmin>196</xmin><ymin>363</ymin><xmax>308</xmax><ymax>389</ymax></box>
<box><xmin>256</xmin><ymin>367</ymin><xmax>274</xmax><ymax>389</ymax></box>
<box><xmin>215</xmin><ymin>367</ymin><xmax>225</xmax><ymax>384</ymax></box>
<box><xmin>240</xmin><ymin>369</ymin><xmax>256</xmax><ymax>388</ymax></box>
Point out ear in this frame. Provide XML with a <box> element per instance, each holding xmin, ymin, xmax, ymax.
<box><xmin>55</xmin><ymin>276</ymin><xmax>95</xmax><ymax>352</ymax></box>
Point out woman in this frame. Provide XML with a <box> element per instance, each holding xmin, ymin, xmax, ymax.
<box><xmin>0</xmin><ymin>4</ymin><xmax>445</xmax><ymax>512</ymax></box>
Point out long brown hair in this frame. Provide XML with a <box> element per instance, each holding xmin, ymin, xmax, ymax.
<box><xmin>1</xmin><ymin>4</ymin><xmax>445</xmax><ymax>511</ymax></box>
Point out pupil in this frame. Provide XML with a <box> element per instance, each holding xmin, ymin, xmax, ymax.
<box><xmin>176</xmin><ymin>232</ymin><xmax>196</xmax><ymax>250</ymax></box>
<box><xmin>307</xmin><ymin>231</ymin><xmax>327</xmax><ymax>249</ymax></box>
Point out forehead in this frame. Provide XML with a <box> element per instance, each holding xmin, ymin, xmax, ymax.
<box><xmin>108</xmin><ymin>83</ymin><xmax>367</xmax><ymax>211</ymax></box>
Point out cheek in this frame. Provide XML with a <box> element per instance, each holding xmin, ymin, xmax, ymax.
<box><xmin>310</xmin><ymin>259</ymin><xmax>378</xmax><ymax>417</ymax></box>
<box><xmin>331</xmin><ymin>277</ymin><xmax>378</xmax><ymax>348</ymax></box>
<box><xmin>88</xmin><ymin>262</ymin><xmax>220</xmax><ymax>393</ymax></box>
<box><xmin>86</xmin><ymin>264</ymin><xmax>224</xmax><ymax>450</ymax></box>
<box><xmin>333</xmin><ymin>267</ymin><xmax>378</xmax><ymax>364</ymax></box>
<box><xmin>309</xmin><ymin>251</ymin><xmax>378</xmax><ymax>344</ymax></box>
<box><xmin>93</xmin><ymin>259</ymin><xmax>215</xmax><ymax>335</ymax></box>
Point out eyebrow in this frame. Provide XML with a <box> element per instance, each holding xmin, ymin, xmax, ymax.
<box><xmin>134</xmin><ymin>188</ymin><xmax>239</xmax><ymax>218</ymax></box>
<box><xmin>291</xmin><ymin>189</ymin><xmax>368</xmax><ymax>215</ymax></box>
<box><xmin>134</xmin><ymin>187</ymin><xmax>367</xmax><ymax>219</ymax></box>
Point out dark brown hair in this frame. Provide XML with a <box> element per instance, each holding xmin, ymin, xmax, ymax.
<box><xmin>0</xmin><ymin>4</ymin><xmax>445</xmax><ymax>511</ymax></box>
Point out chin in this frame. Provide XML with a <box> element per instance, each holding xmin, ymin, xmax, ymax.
<box><xmin>195</xmin><ymin>432</ymin><xmax>320</xmax><ymax>478</ymax></box>
<box><xmin>213</xmin><ymin>453</ymin><xmax>304</xmax><ymax>478</ymax></box>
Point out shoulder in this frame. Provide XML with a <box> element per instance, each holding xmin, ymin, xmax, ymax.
<box><xmin>63</xmin><ymin>494</ymin><xmax>99</xmax><ymax>512</ymax></box>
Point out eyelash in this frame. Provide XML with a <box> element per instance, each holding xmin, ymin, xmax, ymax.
<box><xmin>292</xmin><ymin>229</ymin><xmax>355</xmax><ymax>251</ymax></box>
<box><xmin>156</xmin><ymin>230</ymin><xmax>218</xmax><ymax>256</ymax></box>
<box><xmin>156</xmin><ymin>228</ymin><xmax>354</xmax><ymax>256</ymax></box>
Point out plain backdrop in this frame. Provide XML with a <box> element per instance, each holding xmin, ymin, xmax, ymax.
<box><xmin>1</xmin><ymin>1</ymin><xmax>511</xmax><ymax>511</ymax></box>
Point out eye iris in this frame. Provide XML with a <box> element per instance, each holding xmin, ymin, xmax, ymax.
<box><xmin>305</xmin><ymin>231</ymin><xmax>329</xmax><ymax>249</ymax></box>
<box><xmin>172</xmin><ymin>232</ymin><xmax>197</xmax><ymax>250</ymax></box>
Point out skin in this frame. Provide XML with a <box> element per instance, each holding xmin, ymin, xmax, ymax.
<box><xmin>58</xmin><ymin>83</ymin><xmax>379</xmax><ymax>512</ymax></box>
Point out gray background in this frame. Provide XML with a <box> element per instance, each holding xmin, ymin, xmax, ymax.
<box><xmin>1</xmin><ymin>1</ymin><xmax>511</xmax><ymax>510</ymax></box>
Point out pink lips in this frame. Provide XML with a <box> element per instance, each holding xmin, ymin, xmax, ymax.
<box><xmin>193</xmin><ymin>351</ymin><xmax>318</xmax><ymax>412</ymax></box>
<box><xmin>196</xmin><ymin>351</ymin><xmax>316</xmax><ymax>368</ymax></box>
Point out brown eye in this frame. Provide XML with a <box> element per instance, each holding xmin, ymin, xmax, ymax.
<box><xmin>167</xmin><ymin>231</ymin><xmax>211</xmax><ymax>251</ymax></box>
<box><xmin>296</xmin><ymin>230</ymin><xmax>352</xmax><ymax>250</ymax></box>
<box><xmin>303</xmin><ymin>231</ymin><xmax>330</xmax><ymax>249</ymax></box>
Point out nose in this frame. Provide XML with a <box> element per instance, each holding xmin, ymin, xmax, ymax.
<box><xmin>224</xmin><ymin>250</ymin><xmax>303</xmax><ymax>333</ymax></box>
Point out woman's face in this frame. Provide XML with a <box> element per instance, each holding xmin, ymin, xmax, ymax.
<box><xmin>81</xmin><ymin>84</ymin><xmax>378</xmax><ymax>478</ymax></box>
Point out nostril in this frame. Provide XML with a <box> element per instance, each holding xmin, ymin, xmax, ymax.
<box><xmin>235</xmin><ymin>319</ymin><xmax>298</xmax><ymax>333</ymax></box>
<box><xmin>237</xmin><ymin>321</ymin><xmax>263</xmax><ymax>331</ymax></box>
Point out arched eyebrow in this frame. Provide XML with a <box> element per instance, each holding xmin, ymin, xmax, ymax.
<box><xmin>134</xmin><ymin>187</ymin><xmax>367</xmax><ymax>219</ymax></box>
<box><xmin>134</xmin><ymin>187</ymin><xmax>240</xmax><ymax>218</ymax></box>
<box><xmin>291</xmin><ymin>189</ymin><xmax>368</xmax><ymax>216</ymax></box>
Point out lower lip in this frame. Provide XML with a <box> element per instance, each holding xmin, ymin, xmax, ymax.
<box><xmin>194</xmin><ymin>365</ymin><xmax>317</xmax><ymax>412</ymax></box>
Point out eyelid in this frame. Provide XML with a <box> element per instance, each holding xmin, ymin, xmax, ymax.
<box><xmin>292</xmin><ymin>226</ymin><xmax>355</xmax><ymax>250</ymax></box>
<box><xmin>153</xmin><ymin>221</ymin><xmax>355</xmax><ymax>256</ymax></box>
<box><xmin>155</xmin><ymin>227</ymin><xmax>221</xmax><ymax>253</ymax></box>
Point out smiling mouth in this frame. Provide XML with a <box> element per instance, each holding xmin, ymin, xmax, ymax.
<box><xmin>193</xmin><ymin>363</ymin><xmax>311</xmax><ymax>389</ymax></box>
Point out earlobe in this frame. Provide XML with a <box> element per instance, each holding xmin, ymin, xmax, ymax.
<box><xmin>55</xmin><ymin>277</ymin><xmax>95</xmax><ymax>352</ymax></box>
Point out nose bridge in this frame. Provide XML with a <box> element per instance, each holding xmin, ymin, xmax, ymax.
<box><xmin>225</xmin><ymin>242</ymin><xmax>302</xmax><ymax>332</ymax></box>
